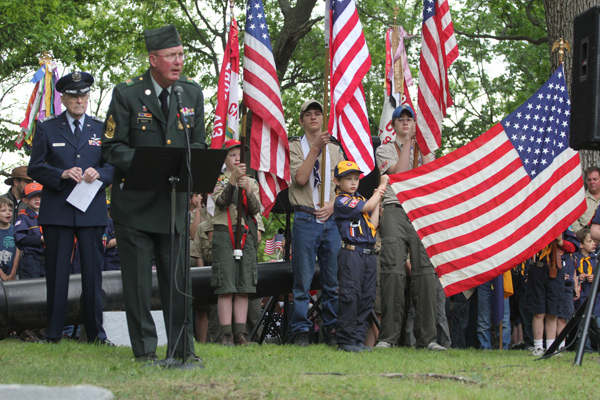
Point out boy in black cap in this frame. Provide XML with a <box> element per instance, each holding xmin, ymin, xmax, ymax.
<box><xmin>332</xmin><ymin>161</ymin><xmax>388</xmax><ymax>352</ymax></box>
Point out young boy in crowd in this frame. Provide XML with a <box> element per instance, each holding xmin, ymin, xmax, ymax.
<box><xmin>0</xmin><ymin>197</ymin><xmax>18</xmax><ymax>282</ymax></box>
<box><xmin>332</xmin><ymin>160</ymin><xmax>389</xmax><ymax>352</ymax></box>
<box><xmin>14</xmin><ymin>182</ymin><xmax>44</xmax><ymax>279</ymax></box>
<box><xmin>574</xmin><ymin>227</ymin><xmax>597</xmax><ymax>310</ymax></box>
<box><xmin>102</xmin><ymin>200</ymin><xmax>119</xmax><ymax>271</ymax></box>
<box><xmin>527</xmin><ymin>234</ymin><xmax>571</xmax><ymax>356</ymax></box>
<box><xmin>211</xmin><ymin>139</ymin><xmax>261</xmax><ymax>346</ymax></box>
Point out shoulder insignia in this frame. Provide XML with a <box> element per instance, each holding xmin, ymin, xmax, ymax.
<box><xmin>186</xmin><ymin>76</ymin><xmax>195</xmax><ymax>83</ymax></box>
<box><xmin>289</xmin><ymin>136</ymin><xmax>301</xmax><ymax>142</ymax></box>
<box><xmin>38</xmin><ymin>115</ymin><xmax>57</xmax><ymax>123</ymax></box>
<box><xmin>105</xmin><ymin>115</ymin><xmax>116</xmax><ymax>139</ymax></box>
<box><xmin>123</xmin><ymin>75</ymin><xmax>144</xmax><ymax>87</ymax></box>
<box><xmin>89</xmin><ymin>115</ymin><xmax>104</xmax><ymax>124</ymax></box>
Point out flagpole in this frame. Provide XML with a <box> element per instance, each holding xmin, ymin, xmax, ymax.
<box><xmin>234</xmin><ymin>102</ymin><xmax>248</xmax><ymax>260</ymax></box>
<box><xmin>320</xmin><ymin>0</ymin><xmax>331</xmax><ymax>209</ymax></box>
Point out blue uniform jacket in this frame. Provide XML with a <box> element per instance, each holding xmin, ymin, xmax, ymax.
<box><xmin>14</xmin><ymin>207</ymin><xmax>44</xmax><ymax>256</ymax></box>
<box><xmin>28</xmin><ymin>113</ymin><xmax>114</xmax><ymax>227</ymax></box>
<box><xmin>333</xmin><ymin>191</ymin><xmax>376</xmax><ymax>245</ymax></box>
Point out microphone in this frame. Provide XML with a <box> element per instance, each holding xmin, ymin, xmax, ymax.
<box><xmin>173</xmin><ymin>85</ymin><xmax>184</xmax><ymax>111</ymax></box>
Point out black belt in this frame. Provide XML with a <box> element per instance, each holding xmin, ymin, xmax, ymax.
<box><xmin>294</xmin><ymin>206</ymin><xmax>315</xmax><ymax>214</ymax></box>
<box><xmin>341</xmin><ymin>242</ymin><xmax>374</xmax><ymax>255</ymax></box>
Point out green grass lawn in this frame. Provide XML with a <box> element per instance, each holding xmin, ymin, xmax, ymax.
<box><xmin>1</xmin><ymin>338</ymin><xmax>599</xmax><ymax>399</ymax></box>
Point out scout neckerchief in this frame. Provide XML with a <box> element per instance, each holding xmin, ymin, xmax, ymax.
<box><xmin>226</xmin><ymin>189</ymin><xmax>249</xmax><ymax>251</ymax></box>
<box><xmin>337</xmin><ymin>192</ymin><xmax>376</xmax><ymax>238</ymax></box>
<box><xmin>578</xmin><ymin>255</ymin><xmax>593</xmax><ymax>275</ymax></box>
<box><xmin>301</xmin><ymin>135</ymin><xmax>330</xmax><ymax>209</ymax></box>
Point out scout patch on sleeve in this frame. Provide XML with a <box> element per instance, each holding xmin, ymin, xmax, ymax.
<box><xmin>349</xmin><ymin>199</ymin><xmax>359</xmax><ymax>208</ymax></box>
<box><xmin>338</xmin><ymin>196</ymin><xmax>351</xmax><ymax>206</ymax></box>
<box><xmin>105</xmin><ymin>115</ymin><xmax>116</xmax><ymax>139</ymax></box>
<box><xmin>378</xmin><ymin>160</ymin><xmax>388</xmax><ymax>172</ymax></box>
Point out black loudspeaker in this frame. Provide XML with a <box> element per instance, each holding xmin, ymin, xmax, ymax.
<box><xmin>571</xmin><ymin>6</ymin><xmax>600</xmax><ymax>150</ymax></box>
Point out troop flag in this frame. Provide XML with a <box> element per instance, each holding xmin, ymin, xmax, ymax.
<box><xmin>389</xmin><ymin>65</ymin><xmax>586</xmax><ymax>296</ymax></box>
<box><xmin>243</xmin><ymin>0</ymin><xmax>290</xmax><ymax>216</ymax></box>
<box><xmin>18</xmin><ymin>60</ymin><xmax>61</xmax><ymax>149</ymax></box>
<box><xmin>378</xmin><ymin>26</ymin><xmax>415</xmax><ymax>145</ymax></box>
<box><xmin>415</xmin><ymin>0</ymin><xmax>458</xmax><ymax>156</ymax></box>
<box><xmin>212</xmin><ymin>17</ymin><xmax>240</xmax><ymax>149</ymax></box>
<box><xmin>328</xmin><ymin>0</ymin><xmax>374</xmax><ymax>173</ymax></box>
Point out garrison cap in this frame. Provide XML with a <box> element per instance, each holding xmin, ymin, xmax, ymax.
<box><xmin>144</xmin><ymin>25</ymin><xmax>182</xmax><ymax>52</ymax></box>
<box><xmin>56</xmin><ymin>72</ymin><xmax>94</xmax><ymax>94</ymax></box>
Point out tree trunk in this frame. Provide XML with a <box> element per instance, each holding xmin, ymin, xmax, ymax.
<box><xmin>545</xmin><ymin>0</ymin><xmax>600</xmax><ymax>171</ymax></box>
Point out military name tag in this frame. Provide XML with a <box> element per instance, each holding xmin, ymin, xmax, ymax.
<box><xmin>53</xmin><ymin>143</ymin><xmax>66</xmax><ymax>147</ymax></box>
<box><xmin>137</xmin><ymin>113</ymin><xmax>153</xmax><ymax>124</ymax></box>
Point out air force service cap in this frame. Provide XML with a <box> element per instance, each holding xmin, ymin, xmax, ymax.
<box><xmin>56</xmin><ymin>71</ymin><xmax>94</xmax><ymax>94</ymax></box>
<box><xmin>144</xmin><ymin>25</ymin><xmax>182</xmax><ymax>52</ymax></box>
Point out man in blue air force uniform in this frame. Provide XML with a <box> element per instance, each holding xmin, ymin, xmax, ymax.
<box><xmin>28</xmin><ymin>71</ymin><xmax>114</xmax><ymax>344</ymax></box>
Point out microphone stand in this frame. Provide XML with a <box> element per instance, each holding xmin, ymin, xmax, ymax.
<box><xmin>163</xmin><ymin>86</ymin><xmax>202</xmax><ymax>370</ymax></box>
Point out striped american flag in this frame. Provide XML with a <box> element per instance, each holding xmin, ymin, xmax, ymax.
<box><xmin>415</xmin><ymin>0</ymin><xmax>458</xmax><ymax>156</ymax></box>
<box><xmin>390</xmin><ymin>65</ymin><xmax>586</xmax><ymax>296</ymax></box>
<box><xmin>243</xmin><ymin>0</ymin><xmax>290</xmax><ymax>216</ymax></box>
<box><xmin>328</xmin><ymin>0</ymin><xmax>374</xmax><ymax>173</ymax></box>
<box><xmin>264</xmin><ymin>232</ymin><xmax>284</xmax><ymax>255</ymax></box>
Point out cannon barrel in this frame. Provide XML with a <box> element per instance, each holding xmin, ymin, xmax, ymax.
<box><xmin>0</xmin><ymin>262</ymin><xmax>318</xmax><ymax>339</ymax></box>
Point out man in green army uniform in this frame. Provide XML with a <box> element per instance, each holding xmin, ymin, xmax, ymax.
<box><xmin>102</xmin><ymin>25</ymin><xmax>205</xmax><ymax>366</ymax></box>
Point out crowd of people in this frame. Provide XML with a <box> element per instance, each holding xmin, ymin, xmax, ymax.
<box><xmin>2</xmin><ymin>23</ymin><xmax>600</xmax><ymax>369</ymax></box>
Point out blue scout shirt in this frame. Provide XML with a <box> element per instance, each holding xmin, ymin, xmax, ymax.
<box><xmin>333</xmin><ymin>191</ymin><xmax>376</xmax><ymax>245</ymax></box>
<box><xmin>14</xmin><ymin>207</ymin><xmax>44</xmax><ymax>257</ymax></box>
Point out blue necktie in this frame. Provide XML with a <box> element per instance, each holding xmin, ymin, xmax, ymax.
<box><xmin>313</xmin><ymin>149</ymin><xmax>322</xmax><ymax>188</ymax></box>
<box><xmin>73</xmin><ymin>119</ymin><xmax>81</xmax><ymax>143</ymax></box>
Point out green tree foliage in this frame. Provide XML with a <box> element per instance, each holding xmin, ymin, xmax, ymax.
<box><xmin>445</xmin><ymin>0</ymin><xmax>549</xmax><ymax>153</ymax></box>
<box><xmin>0</xmin><ymin>0</ymin><xmax>573</xmax><ymax>159</ymax></box>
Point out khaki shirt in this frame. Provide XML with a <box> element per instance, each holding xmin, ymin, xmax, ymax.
<box><xmin>211</xmin><ymin>170</ymin><xmax>261</xmax><ymax>226</ymax></box>
<box><xmin>573</xmin><ymin>189</ymin><xmax>600</xmax><ymax>232</ymax></box>
<box><xmin>288</xmin><ymin>138</ymin><xmax>345</xmax><ymax>208</ymax></box>
<box><xmin>376</xmin><ymin>140</ymin><xmax>423</xmax><ymax>206</ymax></box>
<box><xmin>191</xmin><ymin>218</ymin><xmax>213</xmax><ymax>263</ymax></box>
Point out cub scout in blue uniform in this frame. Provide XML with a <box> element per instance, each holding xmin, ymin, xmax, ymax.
<box><xmin>28</xmin><ymin>71</ymin><xmax>114</xmax><ymax>344</ymax></box>
<box><xmin>14</xmin><ymin>182</ymin><xmax>45</xmax><ymax>279</ymax></box>
<box><xmin>332</xmin><ymin>161</ymin><xmax>389</xmax><ymax>352</ymax></box>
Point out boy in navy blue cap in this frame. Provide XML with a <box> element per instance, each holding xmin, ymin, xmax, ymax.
<box><xmin>332</xmin><ymin>161</ymin><xmax>389</xmax><ymax>352</ymax></box>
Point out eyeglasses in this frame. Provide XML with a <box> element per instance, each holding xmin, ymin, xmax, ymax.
<box><xmin>396</xmin><ymin>117</ymin><xmax>414</xmax><ymax>123</ymax></box>
<box><xmin>154</xmin><ymin>52</ymin><xmax>186</xmax><ymax>62</ymax></box>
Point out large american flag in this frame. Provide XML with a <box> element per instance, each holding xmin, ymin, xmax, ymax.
<box><xmin>328</xmin><ymin>0</ymin><xmax>374</xmax><ymax>173</ymax></box>
<box><xmin>243</xmin><ymin>0</ymin><xmax>290</xmax><ymax>216</ymax></box>
<box><xmin>390</xmin><ymin>65</ymin><xmax>586</xmax><ymax>296</ymax></box>
<box><xmin>415</xmin><ymin>0</ymin><xmax>458</xmax><ymax>156</ymax></box>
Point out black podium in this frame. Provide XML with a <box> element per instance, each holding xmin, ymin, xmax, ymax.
<box><xmin>124</xmin><ymin>146</ymin><xmax>225</xmax><ymax>368</ymax></box>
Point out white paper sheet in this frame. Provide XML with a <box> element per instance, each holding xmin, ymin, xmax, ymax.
<box><xmin>66</xmin><ymin>180</ymin><xmax>103</xmax><ymax>212</ymax></box>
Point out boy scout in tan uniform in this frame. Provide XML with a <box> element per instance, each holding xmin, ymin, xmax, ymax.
<box><xmin>287</xmin><ymin>99</ymin><xmax>345</xmax><ymax>346</ymax></box>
